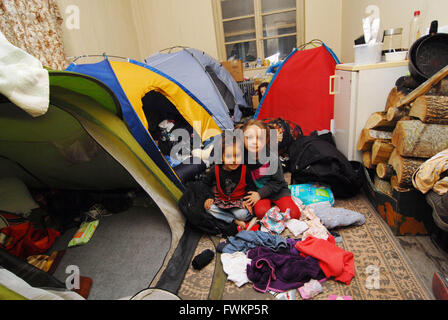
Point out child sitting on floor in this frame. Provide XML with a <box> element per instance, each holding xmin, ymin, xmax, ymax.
<box><xmin>241</xmin><ymin>119</ymin><xmax>301</xmax><ymax>220</ymax></box>
<box><xmin>203</xmin><ymin>133</ymin><xmax>256</xmax><ymax>229</ymax></box>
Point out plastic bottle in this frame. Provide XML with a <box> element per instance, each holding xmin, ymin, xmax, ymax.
<box><xmin>409</xmin><ymin>10</ymin><xmax>422</xmax><ymax>49</ymax></box>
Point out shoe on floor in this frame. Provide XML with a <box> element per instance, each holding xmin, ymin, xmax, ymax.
<box><xmin>432</xmin><ymin>272</ymin><xmax>448</xmax><ymax>300</ymax></box>
<box><xmin>425</xmin><ymin>191</ymin><xmax>448</xmax><ymax>232</ymax></box>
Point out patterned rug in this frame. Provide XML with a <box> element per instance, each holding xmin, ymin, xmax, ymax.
<box><xmin>178</xmin><ymin>192</ymin><xmax>433</xmax><ymax>300</ymax></box>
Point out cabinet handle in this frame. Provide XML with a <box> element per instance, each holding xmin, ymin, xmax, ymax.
<box><xmin>329</xmin><ymin>75</ymin><xmax>340</xmax><ymax>95</ymax></box>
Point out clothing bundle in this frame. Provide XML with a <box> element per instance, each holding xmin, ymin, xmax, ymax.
<box><xmin>246</xmin><ymin>239</ymin><xmax>325</xmax><ymax>293</ymax></box>
<box><xmin>413</xmin><ymin>148</ymin><xmax>448</xmax><ymax>195</ymax></box>
<box><xmin>216</xmin><ymin>194</ymin><xmax>362</xmax><ymax>298</ymax></box>
<box><xmin>219</xmin><ymin>232</ymin><xmax>356</xmax><ymax>296</ymax></box>
<box><xmin>217</xmin><ymin>230</ymin><xmax>287</xmax><ymax>254</ymax></box>
<box><xmin>260</xmin><ymin>206</ymin><xmax>291</xmax><ymax>234</ymax></box>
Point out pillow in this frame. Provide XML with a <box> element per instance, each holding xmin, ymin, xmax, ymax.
<box><xmin>0</xmin><ymin>177</ymin><xmax>39</xmax><ymax>217</ymax></box>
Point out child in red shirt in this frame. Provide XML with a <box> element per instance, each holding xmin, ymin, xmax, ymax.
<box><xmin>203</xmin><ymin>134</ymin><xmax>256</xmax><ymax>229</ymax></box>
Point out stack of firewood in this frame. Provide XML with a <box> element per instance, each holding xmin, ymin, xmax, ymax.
<box><xmin>357</xmin><ymin>65</ymin><xmax>448</xmax><ymax>197</ymax></box>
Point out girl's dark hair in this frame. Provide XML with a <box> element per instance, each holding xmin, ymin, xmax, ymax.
<box><xmin>257</xmin><ymin>82</ymin><xmax>269</xmax><ymax>100</ymax></box>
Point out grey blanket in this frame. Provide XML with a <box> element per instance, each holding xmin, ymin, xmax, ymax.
<box><xmin>311</xmin><ymin>203</ymin><xmax>366</xmax><ymax>229</ymax></box>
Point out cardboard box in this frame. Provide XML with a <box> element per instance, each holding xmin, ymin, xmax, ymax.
<box><xmin>362</xmin><ymin>166</ymin><xmax>432</xmax><ymax>236</ymax></box>
<box><xmin>221</xmin><ymin>60</ymin><xmax>244</xmax><ymax>82</ymax></box>
<box><xmin>251</xmin><ymin>95</ymin><xmax>259</xmax><ymax>110</ymax></box>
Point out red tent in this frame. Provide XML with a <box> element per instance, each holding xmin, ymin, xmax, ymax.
<box><xmin>255</xmin><ymin>43</ymin><xmax>340</xmax><ymax>135</ymax></box>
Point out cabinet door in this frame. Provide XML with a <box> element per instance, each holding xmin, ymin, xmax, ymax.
<box><xmin>333</xmin><ymin>70</ymin><xmax>356</xmax><ymax>160</ymax></box>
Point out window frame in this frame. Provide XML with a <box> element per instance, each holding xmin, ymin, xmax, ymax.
<box><xmin>212</xmin><ymin>0</ymin><xmax>305</xmax><ymax>66</ymax></box>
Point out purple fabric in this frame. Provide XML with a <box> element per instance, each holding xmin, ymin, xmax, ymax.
<box><xmin>286</xmin><ymin>238</ymin><xmax>301</xmax><ymax>255</ymax></box>
<box><xmin>246</xmin><ymin>244</ymin><xmax>325</xmax><ymax>293</ymax></box>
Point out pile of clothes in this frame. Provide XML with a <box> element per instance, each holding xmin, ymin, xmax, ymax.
<box><xmin>215</xmin><ymin>196</ymin><xmax>365</xmax><ymax>300</ymax></box>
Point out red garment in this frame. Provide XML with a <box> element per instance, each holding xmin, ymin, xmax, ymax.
<box><xmin>254</xmin><ymin>196</ymin><xmax>301</xmax><ymax>220</ymax></box>
<box><xmin>295</xmin><ymin>235</ymin><xmax>355</xmax><ymax>285</ymax></box>
<box><xmin>0</xmin><ymin>222</ymin><xmax>60</xmax><ymax>259</ymax></box>
<box><xmin>215</xmin><ymin>164</ymin><xmax>247</xmax><ymax>202</ymax></box>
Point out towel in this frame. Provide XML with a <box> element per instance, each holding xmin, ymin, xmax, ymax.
<box><xmin>0</xmin><ymin>31</ymin><xmax>49</xmax><ymax>117</ymax></box>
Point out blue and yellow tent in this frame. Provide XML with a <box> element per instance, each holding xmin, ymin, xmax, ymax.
<box><xmin>66</xmin><ymin>57</ymin><xmax>232</xmax><ymax>190</ymax></box>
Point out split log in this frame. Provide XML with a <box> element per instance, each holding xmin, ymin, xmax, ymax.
<box><xmin>364</xmin><ymin>112</ymin><xmax>395</xmax><ymax>130</ymax></box>
<box><xmin>430</xmin><ymin>79</ymin><xmax>448</xmax><ymax>96</ymax></box>
<box><xmin>390</xmin><ymin>175</ymin><xmax>411</xmax><ymax>192</ymax></box>
<box><xmin>357</xmin><ymin>129</ymin><xmax>393</xmax><ymax>152</ymax></box>
<box><xmin>376</xmin><ymin>162</ymin><xmax>395</xmax><ymax>180</ymax></box>
<box><xmin>391</xmin><ymin>120</ymin><xmax>448</xmax><ymax>158</ymax></box>
<box><xmin>374</xmin><ymin>175</ymin><xmax>393</xmax><ymax>197</ymax></box>
<box><xmin>390</xmin><ymin>175</ymin><xmax>398</xmax><ymax>189</ymax></box>
<box><xmin>409</xmin><ymin>95</ymin><xmax>448</xmax><ymax>124</ymax></box>
<box><xmin>386</xmin><ymin>105</ymin><xmax>410</xmax><ymax>121</ymax></box>
<box><xmin>385</xmin><ymin>86</ymin><xmax>414</xmax><ymax>110</ymax></box>
<box><xmin>388</xmin><ymin>149</ymin><xmax>425</xmax><ymax>188</ymax></box>
<box><xmin>386</xmin><ymin>87</ymin><xmax>407</xmax><ymax>111</ymax></box>
<box><xmin>394</xmin><ymin>64</ymin><xmax>448</xmax><ymax>108</ymax></box>
<box><xmin>371</xmin><ymin>140</ymin><xmax>394</xmax><ymax>165</ymax></box>
<box><xmin>362</xmin><ymin>151</ymin><xmax>373</xmax><ymax>169</ymax></box>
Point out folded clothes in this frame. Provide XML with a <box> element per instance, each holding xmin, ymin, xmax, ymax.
<box><xmin>217</xmin><ymin>230</ymin><xmax>288</xmax><ymax>254</ymax></box>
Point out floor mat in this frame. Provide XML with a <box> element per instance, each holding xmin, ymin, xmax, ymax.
<box><xmin>50</xmin><ymin>206</ymin><xmax>171</xmax><ymax>300</ymax></box>
<box><xmin>178</xmin><ymin>192</ymin><xmax>433</xmax><ymax>300</ymax></box>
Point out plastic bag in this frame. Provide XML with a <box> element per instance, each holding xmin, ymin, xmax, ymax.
<box><xmin>68</xmin><ymin>220</ymin><xmax>99</xmax><ymax>247</ymax></box>
<box><xmin>289</xmin><ymin>183</ymin><xmax>335</xmax><ymax>206</ymax></box>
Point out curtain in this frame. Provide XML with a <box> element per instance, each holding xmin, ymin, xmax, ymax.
<box><xmin>0</xmin><ymin>0</ymin><xmax>67</xmax><ymax>70</ymax></box>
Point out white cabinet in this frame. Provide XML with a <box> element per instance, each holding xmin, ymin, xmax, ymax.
<box><xmin>332</xmin><ymin>61</ymin><xmax>409</xmax><ymax>161</ymax></box>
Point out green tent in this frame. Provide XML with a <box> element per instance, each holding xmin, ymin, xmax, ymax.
<box><xmin>0</xmin><ymin>70</ymin><xmax>194</xmax><ymax>299</ymax></box>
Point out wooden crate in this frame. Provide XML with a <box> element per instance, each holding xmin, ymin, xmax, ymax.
<box><xmin>363</xmin><ymin>165</ymin><xmax>432</xmax><ymax>235</ymax></box>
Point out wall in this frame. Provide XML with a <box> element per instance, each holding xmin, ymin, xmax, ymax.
<box><xmin>304</xmin><ymin>0</ymin><xmax>343</xmax><ymax>59</ymax></box>
<box><xmin>55</xmin><ymin>0</ymin><xmax>343</xmax><ymax>64</ymax></box>
<box><xmin>54</xmin><ymin>1</ymin><xmax>448</xmax><ymax>66</ymax></box>
<box><xmin>131</xmin><ymin>0</ymin><xmax>219</xmax><ymax>60</ymax></box>
<box><xmin>340</xmin><ymin>0</ymin><xmax>448</xmax><ymax>63</ymax></box>
<box><xmin>56</xmin><ymin>0</ymin><xmax>142</xmax><ymax>61</ymax></box>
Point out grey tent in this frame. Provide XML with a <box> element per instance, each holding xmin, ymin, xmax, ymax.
<box><xmin>144</xmin><ymin>47</ymin><xmax>249</xmax><ymax>123</ymax></box>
